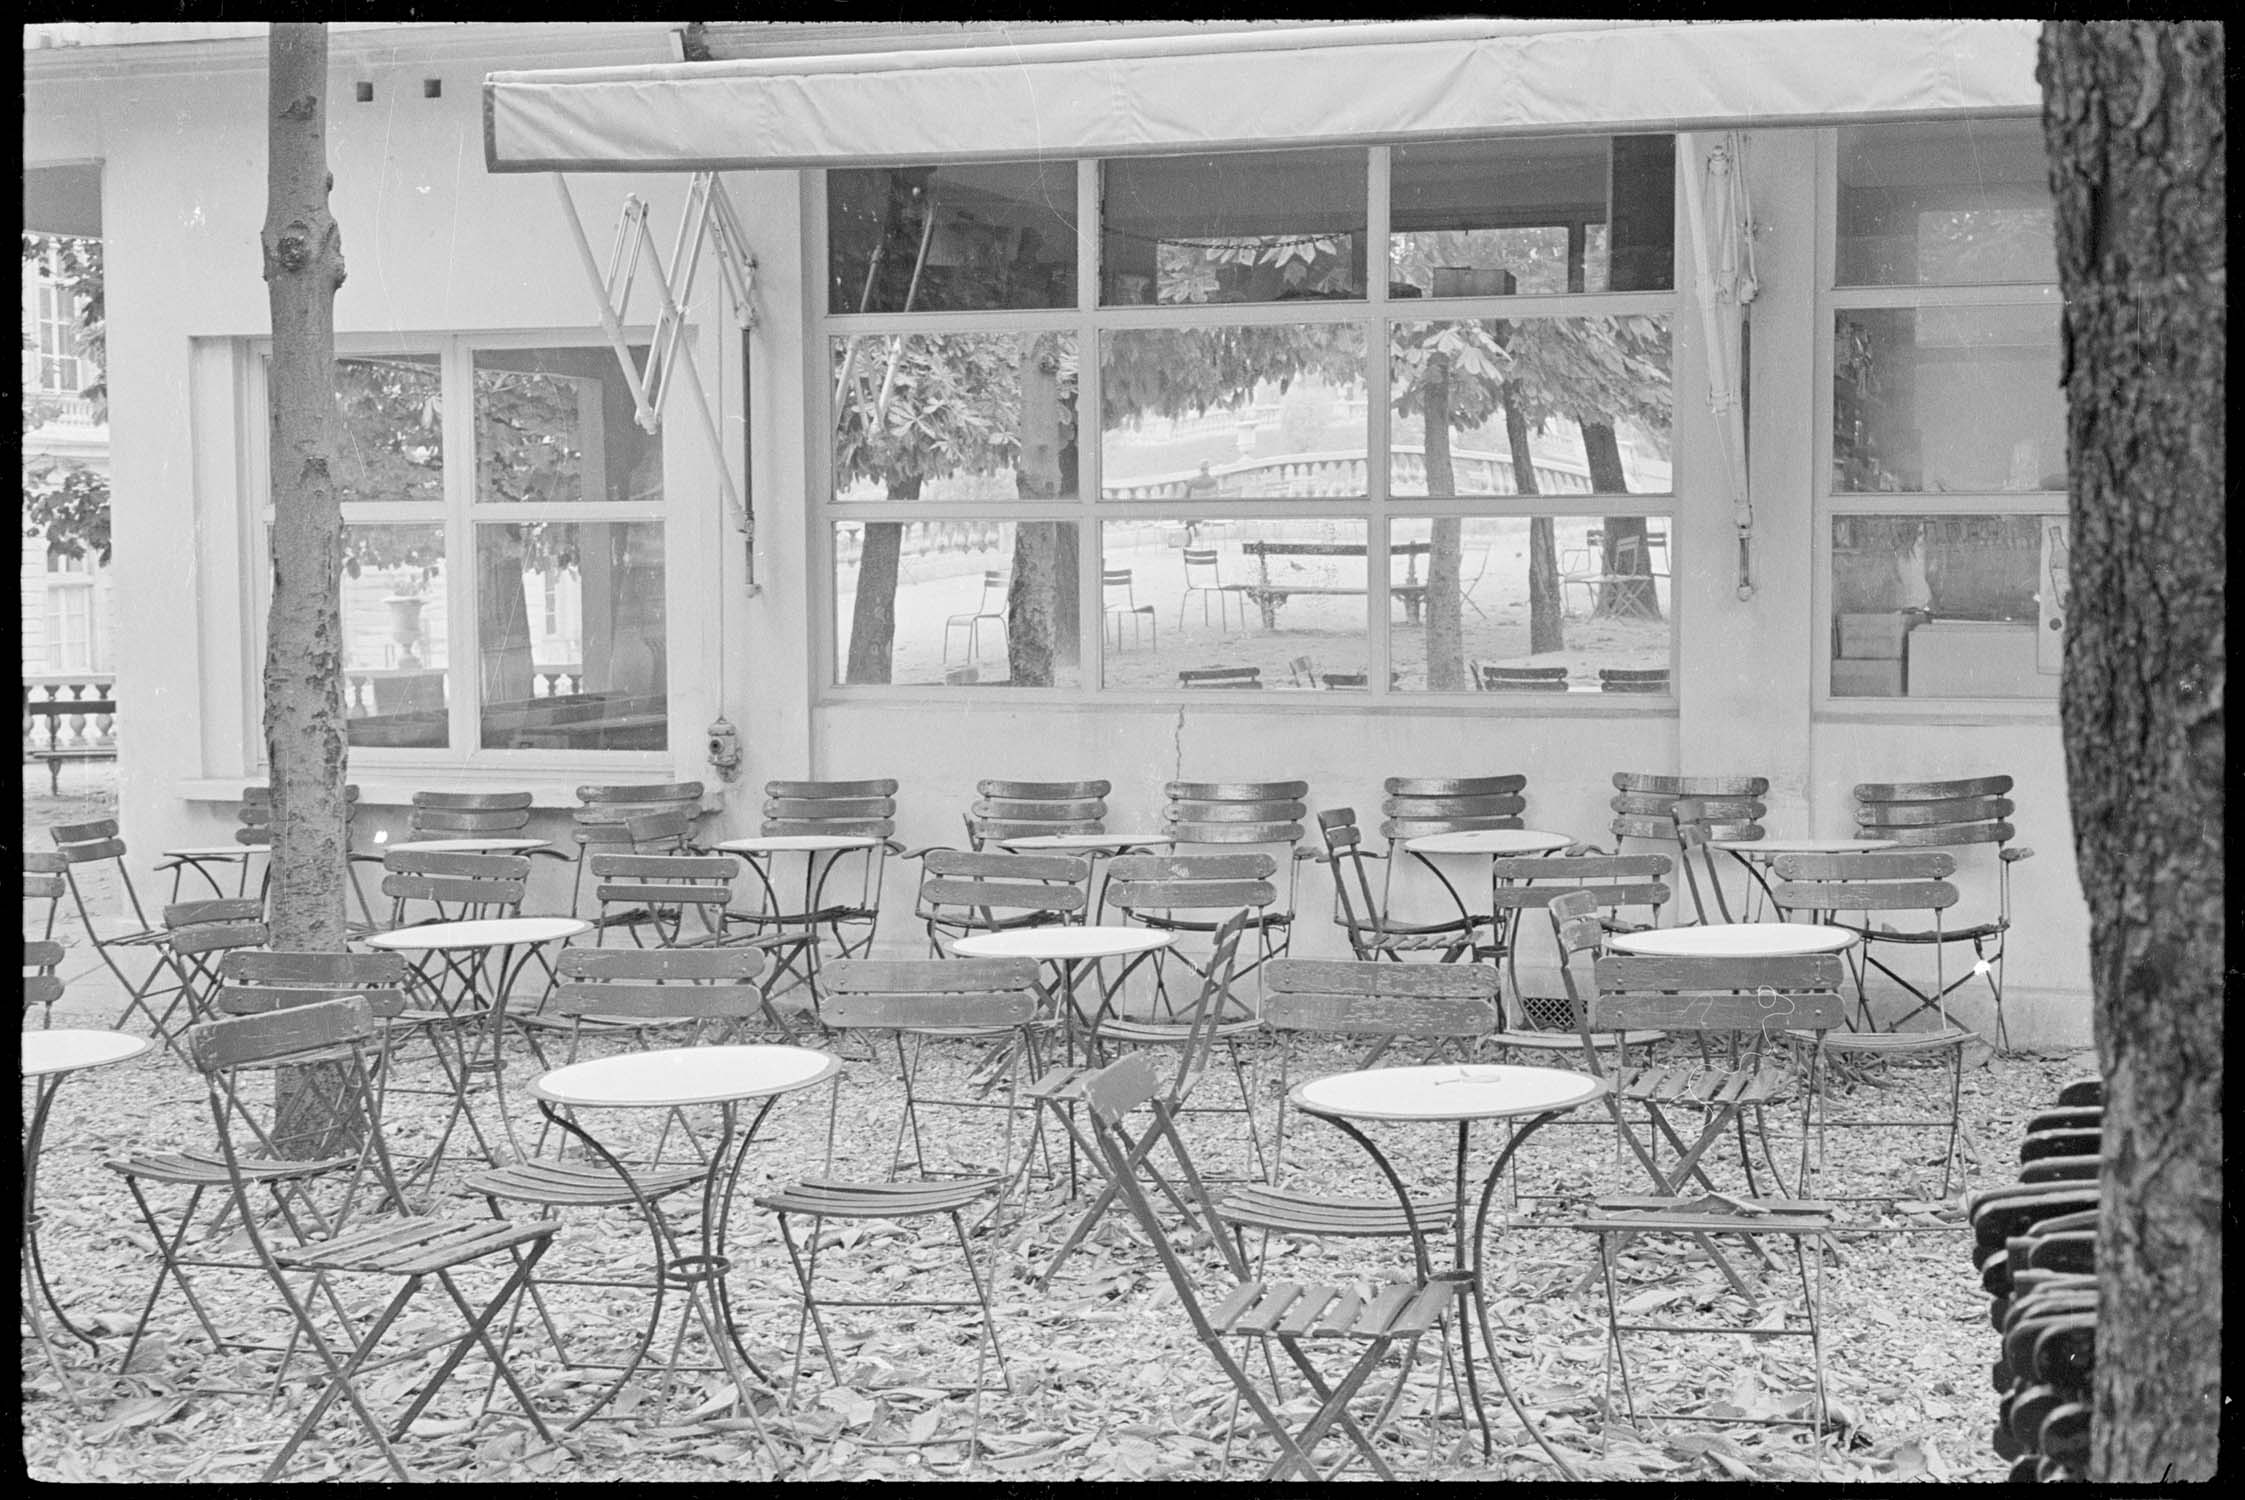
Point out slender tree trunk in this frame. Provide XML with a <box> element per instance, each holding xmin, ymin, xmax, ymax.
<box><xmin>2041</xmin><ymin>20</ymin><xmax>2224</xmax><ymax>1482</ymax></box>
<box><xmin>1007</xmin><ymin>333</ymin><xmax>1065</xmax><ymax>685</ymax></box>
<box><xmin>845</xmin><ymin>480</ymin><xmax>913</xmax><ymax>685</ymax></box>
<box><xmin>1418</xmin><ymin>371</ymin><xmax>1468</xmax><ymax>691</ymax></box>
<box><xmin>1503</xmin><ymin>386</ymin><xmax>1564</xmax><ymax>654</ymax></box>
<box><xmin>262</xmin><ymin>22</ymin><xmax>356</xmax><ymax>1156</ymax></box>
<box><xmin>1585</xmin><ymin>420</ymin><xmax>1660</xmax><ymax>621</ymax></box>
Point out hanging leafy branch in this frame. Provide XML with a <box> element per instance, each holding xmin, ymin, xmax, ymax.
<box><xmin>22</xmin><ymin>232</ymin><xmax>111</xmax><ymax>562</ymax></box>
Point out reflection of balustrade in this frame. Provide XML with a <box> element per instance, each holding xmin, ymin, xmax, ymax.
<box><xmin>23</xmin><ymin>673</ymin><xmax>118</xmax><ymax>754</ymax></box>
<box><xmin>341</xmin><ymin>664</ymin><xmax>587</xmax><ymax>716</ymax></box>
<box><xmin>834</xmin><ymin>520</ymin><xmax>1010</xmax><ymax>571</ymax></box>
<box><xmin>1101</xmin><ymin>446</ymin><xmax>1607</xmax><ymax>502</ymax></box>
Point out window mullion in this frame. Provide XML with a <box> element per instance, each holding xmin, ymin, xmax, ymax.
<box><xmin>444</xmin><ymin>337</ymin><xmax>479</xmax><ymax>750</ymax></box>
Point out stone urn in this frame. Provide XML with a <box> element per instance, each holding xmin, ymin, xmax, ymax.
<box><xmin>384</xmin><ymin>594</ymin><xmax>426</xmax><ymax>669</ymax></box>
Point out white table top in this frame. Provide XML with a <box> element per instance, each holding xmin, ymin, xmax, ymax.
<box><xmin>1405</xmin><ymin>829</ymin><xmax>1573</xmax><ymax>857</ymax></box>
<box><xmin>717</xmin><ymin>835</ymin><xmax>882</xmax><ymax>855</ymax></box>
<box><xmin>532</xmin><ymin>1045</ymin><xmax>841</xmax><ymax>1109</ymax></box>
<box><xmin>994</xmin><ymin>833</ymin><xmax>1174</xmax><ymax>852</ymax></box>
<box><xmin>162</xmin><ymin>844</ymin><xmax>258</xmax><ymax>860</ymax></box>
<box><xmin>365</xmin><ymin>915</ymin><xmax>590</xmax><ymax>952</ymax></box>
<box><xmin>1608</xmin><ymin>923</ymin><xmax>1860</xmax><ymax>957</ymax></box>
<box><xmin>951</xmin><ymin>926</ymin><xmax>1174</xmax><ymax>962</ymax></box>
<box><xmin>23</xmin><ymin>1029</ymin><xmax>155</xmax><ymax>1079</ymax></box>
<box><xmin>385</xmin><ymin>837</ymin><xmax>553</xmax><ymax>855</ymax></box>
<box><xmin>1711</xmin><ymin>837</ymin><xmax>1897</xmax><ymax>856</ymax></box>
<box><xmin>1294</xmin><ymin>1064</ymin><xmax>1604</xmax><ymax>1123</ymax></box>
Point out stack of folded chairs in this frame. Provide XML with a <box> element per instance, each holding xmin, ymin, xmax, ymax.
<box><xmin>1968</xmin><ymin>1076</ymin><xmax>2102</xmax><ymax>1481</ymax></box>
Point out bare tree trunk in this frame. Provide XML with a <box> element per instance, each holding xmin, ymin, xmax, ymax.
<box><xmin>845</xmin><ymin>489</ymin><xmax>912</xmax><ymax>685</ymax></box>
<box><xmin>1503</xmin><ymin>386</ymin><xmax>1564</xmax><ymax>654</ymax></box>
<box><xmin>1007</xmin><ymin>333</ymin><xmax>1065</xmax><ymax>686</ymax></box>
<box><xmin>2041</xmin><ymin>20</ymin><xmax>2224</xmax><ymax>1483</ymax></box>
<box><xmin>1585</xmin><ymin>420</ymin><xmax>1660</xmax><ymax>621</ymax></box>
<box><xmin>262</xmin><ymin>22</ymin><xmax>356</xmax><ymax>1156</ymax></box>
<box><xmin>1419</xmin><ymin>372</ymin><xmax>1467</xmax><ymax>691</ymax></box>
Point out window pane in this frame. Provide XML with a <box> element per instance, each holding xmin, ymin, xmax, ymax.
<box><xmin>1100</xmin><ymin>326</ymin><xmax>1367</xmax><ymax>500</ymax></box>
<box><xmin>1391</xmin><ymin>317</ymin><xmax>1673</xmax><ymax>497</ymax></box>
<box><xmin>834</xmin><ymin>521</ymin><xmax>1083</xmax><ymax>688</ymax></box>
<box><xmin>1101</xmin><ymin>518</ymin><xmax>1368</xmax><ymax>691</ymax></box>
<box><xmin>1830</xmin><ymin>514</ymin><xmax>2059</xmax><ymax>699</ymax></box>
<box><xmin>1833</xmin><ymin>306</ymin><xmax>2065</xmax><ymax>494</ymax></box>
<box><xmin>1391</xmin><ymin>135</ymin><xmax>1674</xmax><ymax>296</ymax></box>
<box><xmin>473</xmin><ymin>346</ymin><xmax>663</xmax><ymax>505</ymax></box>
<box><xmin>342</xmin><ymin>522</ymin><xmax>449</xmax><ymax>749</ymax></box>
<box><xmin>827</xmin><ymin>162</ymin><xmax>1078</xmax><ymax>313</ymax></box>
<box><xmin>831</xmin><ymin>333</ymin><xmax>1078</xmax><ymax>503</ymax></box>
<box><xmin>1102</xmin><ymin>149</ymin><xmax>1366</xmax><ymax>306</ymax></box>
<box><xmin>476</xmin><ymin>521</ymin><xmax>668</xmax><ymax>749</ymax></box>
<box><xmin>1837</xmin><ymin>119</ymin><xmax>2057</xmax><ymax>286</ymax></box>
<box><xmin>1391</xmin><ymin>517</ymin><xmax>1672</xmax><ymax>693</ymax></box>
<box><xmin>335</xmin><ymin>354</ymin><xmax>443</xmax><ymax>505</ymax></box>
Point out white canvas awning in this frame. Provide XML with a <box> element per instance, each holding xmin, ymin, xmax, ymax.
<box><xmin>484</xmin><ymin>18</ymin><xmax>2042</xmax><ymax>173</ymax></box>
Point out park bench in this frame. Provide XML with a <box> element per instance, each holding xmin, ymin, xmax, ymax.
<box><xmin>23</xmin><ymin>682</ymin><xmax>117</xmax><ymax>794</ymax></box>
<box><xmin>1238</xmin><ymin>540</ymin><xmax>1432</xmax><ymax>629</ymax></box>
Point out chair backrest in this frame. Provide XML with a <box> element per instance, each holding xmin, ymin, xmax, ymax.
<box><xmin>407</xmin><ymin>789</ymin><xmax>534</xmax><ymax>837</ymax></box>
<box><xmin>1487</xmin><ymin>852</ymin><xmax>1671</xmax><ymax>923</ymax></box>
<box><xmin>1380</xmin><ymin>775</ymin><xmax>1528</xmax><ymax>843</ymax></box>
<box><xmin>1080</xmin><ymin>1050</ymin><xmax>1249</xmax><ymax>1298</ymax></box>
<box><xmin>24</xmin><ymin>938</ymin><xmax>66</xmax><ymax>1021</ymax></box>
<box><xmin>1261</xmin><ymin>958</ymin><xmax>1498</xmax><ymax>1040</ymax></box>
<box><xmin>1769</xmin><ymin>850</ymin><xmax>1959</xmax><ymax>914</ymax></box>
<box><xmin>1314</xmin><ymin>808</ymin><xmax>1387</xmax><ymax>955</ymax></box>
<box><xmin>1588</xmin><ymin>952</ymin><xmax>1848</xmax><ymax>1039</ymax></box>
<box><xmin>761</xmin><ymin>778</ymin><xmax>899</xmax><ymax>840</ymax></box>
<box><xmin>381</xmin><ymin>848</ymin><xmax>531</xmax><ymax>922</ymax></box>
<box><xmin>216</xmin><ymin>948</ymin><xmax>415</xmax><ymax>1017</ymax></box>
<box><xmin>589</xmin><ymin>852</ymin><xmax>739</xmax><ymax>946</ymax></box>
<box><xmin>238</xmin><ymin>784</ymin><xmax>362</xmax><ymax>848</ymax></box>
<box><xmin>1104</xmin><ymin>853</ymin><xmax>1277</xmax><ymax>920</ymax></box>
<box><xmin>1852</xmin><ymin>776</ymin><xmax>2016</xmax><ymax>849</ymax></box>
<box><xmin>547</xmin><ymin>945</ymin><xmax>769</xmax><ymax>1025</ymax></box>
<box><xmin>1102</xmin><ymin>569</ymin><xmax>1139</xmax><ymax>603</ymax></box>
<box><xmin>1288</xmin><ymin>655</ymin><xmax>1323</xmax><ymax>690</ymax></box>
<box><xmin>1177</xmin><ymin>667</ymin><xmax>1262</xmax><ymax>689</ymax></box>
<box><xmin>914</xmin><ymin>849</ymin><xmax>1094</xmax><ymax>941</ymax></box>
<box><xmin>967</xmin><ymin>779</ymin><xmax>1110</xmax><ymax>846</ymax></box>
<box><xmin>570</xmin><ymin>782</ymin><xmax>706</xmax><ymax>858</ymax></box>
<box><xmin>1609</xmin><ymin>772</ymin><xmax>1768</xmax><ymax>845</ymax></box>
<box><xmin>50</xmin><ymin>817</ymin><xmax>155</xmax><ymax>933</ymax></box>
<box><xmin>1181</xmin><ymin>547</ymin><xmax>1224</xmax><ymax>579</ymax></box>
<box><xmin>1599</xmin><ymin>667</ymin><xmax>1670</xmax><ymax>694</ymax></box>
<box><xmin>1474</xmin><ymin>663</ymin><xmax>1569</xmax><ymax>693</ymax></box>
<box><xmin>25</xmin><ymin>850</ymin><xmax>72</xmax><ymax>940</ymax></box>
<box><xmin>818</xmin><ymin>956</ymin><xmax>1045</xmax><ymax>1032</ymax></box>
<box><xmin>164</xmin><ymin>898</ymin><xmax>271</xmax><ymax>959</ymax></box>
<box><xmin>1162</xmin><ymin>780</ymin><xmax>1306</xmax><ymax>846</ymax></box>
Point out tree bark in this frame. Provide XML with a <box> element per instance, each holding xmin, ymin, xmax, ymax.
<box><xmin>845</xmin><ymin>486</ymin><xmax>912</xmax><ymax>685</ymax></box>
<box><xmin>1419</xmin><ymin>371</ymin><xmax>1468</xmax><ymax>691</ymax></box>
<box><xmin>262</xmin><ymin>22</ymin><xmax>356</xmax><ymax>1156</ymax></box>
<box><xmin>1007</xmin><ymin>333</ymin><xmax>1066</xmax><ymax>685</ymax></box>
<box><xmin>2041</xmin><ymin>19</ymin><xmax>2224</xmax><ymax>1483</ymax></box>
<box><xmin>1503</xmin><ymin>386</ymin><xmax>1564</xmax><ymax>655</ymax></box>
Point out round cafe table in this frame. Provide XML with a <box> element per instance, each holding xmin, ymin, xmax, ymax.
<box><xmin>1292</xmin><ymin>1062</ymin><xmax>1605</xmax><ymax>1474</ymax></box>
<box><xmin>715</xmin><ymin>835</ymin><xmax>888</xmax><ymax>1008</ymax></box>
<box><xmin>364</xmin><ymin>915</ymin><xmax>590</xmax><ymax>1172</ymax></box>
<box><xmin>520</xmin><ymin>1044</ymin><xmax>841</xmax><ymax>1432</ymax></box>
<box><xmin>950</xmin><ymin>925</ymin><xmax>1173</xmax><ymax>1050</ymax></box>
<box><xmin>1401</xmin><ymin>827</ymin><xmax>1575</xmax><ymax>940</ymax></box>
<box><xmin>990</xmin><ymin>832</ymin><xmax>1173</xmax><ymax>854</ymax></box>
<box><xmin>1607</xmin><ymin>922</ymin><xmax>1861</xmax><ymax>958</ymax></box>
<box><xmin>23</xmin><ymin>1029</ymin><xmax>155</xmax><ymax>1410</ymax></box>
<box><xmin>382</xmin><ymin>836</ymin><xmax>554</xmax><ymax>855</ymax></box>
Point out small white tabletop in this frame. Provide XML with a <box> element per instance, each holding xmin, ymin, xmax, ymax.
<box><xmin>717</xmin><ymin>835</ymin><xmax>882</xmax><ymax>855</ymax></box>
<box><xmin>532</xmin><ymin>1045</ymin><xmax>841</xmax><ymax>1110</ymax></box>
<box><xmin>950</xmin><ymin>926</ymin><xmax>1174</xmax><ymax>962</ymax></box>
<box><xmin>1607</xmin><ymin>923</ymin><xmax>1860</xmax><ymax>958</ymax></box>
<box><xmin>162</xmin><ymin>844</ymin><xmax>258</xmax><ymax>860</ymax></box>
<box><xmin>1711</xmin><ymin>837</ymin><xmax>1896</xmax><ymax>856</ymax></box>
<box><xmin>994</xmin><ymin>833</ymin><xmax>1174</xmax><ymax>853</ymax></box>
<box><xmin>365</xmin><ymin>915</ymin><xmax>590</xmax><ymax>952</ymax></box>
<box><xmin>384</xmin><ymin>837</ymin><xmax>553</xmax><ymax>855</ymax></box>
<box><xmin>1405</xmin><ymin>829</ymin><xmax>1573</xmax><ymax>857</ymax></box>
<box><xmin>23</xmin><ymin>1029</ymin><xmax>155</xmax><ymax>1079</ymax></box>
<box><xmin>1294</xmin><ymin>1064</ymin><xmax>1604</xmax><ymax>1124</ymax></box>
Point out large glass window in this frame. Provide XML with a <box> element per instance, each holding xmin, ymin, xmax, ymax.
<box><xmin>279</xmin><ymin>341</ymin><xmax>670</xmax><ymax>753</ymax></box>
<box><xmin>823</xmin><ymin>135</ymin><xmax>1676</xmax><ymax>701</ymax></box>
<box><xmin>1825</xmin><ymin>118</ymin><xmax>2063</xmax><ymax>703</ymax></box>
<box><xmin>828</xmin><ymin>162</ymin><xmax>1078</xmax><ymax>314</ymax></box>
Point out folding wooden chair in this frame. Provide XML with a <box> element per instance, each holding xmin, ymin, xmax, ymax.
<box><xmin>24</xmin><ymin>938</ymin><xmax>67</xmax><ymax>1028</ymax></box>
<box><xmin>1851</xmin><ymin>776</ymin><xmax>2033</xmax><ymax>1051</ymax></box>
<box><xmin>1606</xmin><ymin>774</ymin><xmax>1768</xmax><ymax>924</ymax></box>
<box><xmin>911</xmin><ymin>847</ymin><xmax>1094</xmax><ymax>953</ymax></box>
<box><xmin>1485</xmin><ymin>851</ymin><xmax>1670</xmax><ymax>1042</ymax></box>
<box><xmin>721</xmin><ymin>777</ymin><xmax>902</xmax><ymax>1012</ymax></box>
<box><xmin>962</xmin><ymin>777</ymin><xmax>1111</xmax><ymax>849</ymax></box>
<box><xmin>25</xmin><ymin>850</ymin><xmax>70</xmax><ymax>942</ymax></box>
<box><xmin>564</xmin><ymin>780</ymin><xmax>707</xmax><ymax>919</ymax></box>
<box><xmin>1314</xmin><ymin>808</ymin><xmax>1485</xmax><ymax>964</ymax></box>
<box><xmin>1083</xmin><ymin>1051</ymin><xmax>1460</xmax><ymax>1480</ymax></box>
<box><xmin>754</xmin><ymin>965</ymin><xmax>1042</xmax><ymax>1431</ymax></box>
<box><xmin>158</xmin><ymin>897</ymin><xmax>270</xmax><ymax>1036</ymax></box>
<box><xmin>186</xmin><ymin>997</ymin><xmax>563</xmax><ymax>1481</ymax></box>
<box><xmin>48</xmin><ymin>818</ymin><xmax>185</xmax><ymax>1054</ymax></box>
<box><xmin>587</xmin><ymin>849</ymin><xmax>738</xmax><ymax>949</ymax></box>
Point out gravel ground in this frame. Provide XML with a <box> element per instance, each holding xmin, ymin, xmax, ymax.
<box><xmin>21</xmin><ymin>765</ymin><xmax>2097</xmax><ymax>1482</ymax></box>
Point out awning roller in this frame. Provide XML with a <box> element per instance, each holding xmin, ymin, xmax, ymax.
<box><xmin>485</xmin><ymin>19</ymin><xmax>2040</xmax><ymax>173</ymax></box>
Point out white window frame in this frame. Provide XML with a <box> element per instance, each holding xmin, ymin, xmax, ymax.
<box><xmin>245</xmin><ymin>327</ymin><xmax>678</xmax><ymax>775</ymax></box>
<box><xmin>1812</xmin><ymin>118</ymin><xmax>2066</xmax><ymax>720</ymax></box>
<box><xmin>812</xmin><ymin>140</ymin><xmax>1681</xmax><ymax>707</ymax></box>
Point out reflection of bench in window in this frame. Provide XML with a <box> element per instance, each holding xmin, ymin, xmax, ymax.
<box><xmin>1238</xmin><ymin>540</ymin><xmax>1432</xmax><ymax>629</ymax></box>
<box><xmin>498</xmin><ymin>694</ymin><xmax>669</xmax><ymax>750</ymax></box>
